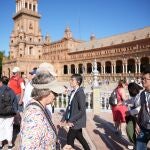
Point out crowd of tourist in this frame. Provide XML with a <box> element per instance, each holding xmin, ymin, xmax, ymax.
<box><xmin>109</xmin><ymin>64</ymin><xmax>150</xmax><ymax>150</ymax></box>
<box><xmin>0</xmin><ymin>63</ymin><xmax>150</xmax><ymax>150</ymax></box>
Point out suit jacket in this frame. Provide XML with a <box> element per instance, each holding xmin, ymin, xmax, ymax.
<box><xmin>62</xmin><ymin>87</ymin><xmax>86</xmax><ymax>129</ymax></box>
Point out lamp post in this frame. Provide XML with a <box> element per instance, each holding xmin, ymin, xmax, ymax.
<box><xmin>92</xmin><ymin>59</ymin><xmax>100</xmax><ymax>114</ymax></box>
<box><xmin>92</xmin><ymin>59</ymin><xmax>99</xmax><ymax>87</ymax></box>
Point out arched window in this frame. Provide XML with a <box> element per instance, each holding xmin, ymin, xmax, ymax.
<box><xmin>140</xmin><ymin>57</ymin><xmax>149</xmax><ymax>72</ymax></box>
<box><xmin>64</xmin><ymin>65</ymin><xmax>68</xmax><ymax>74</ymax></box>
<box><xmin>25</xmin><ymin>2</ymin><xmax>27</xmax><ymax>8</ymax></box>
<box><xmin>29</xmin><ymin>4</ymin><xmax>32</xmax><ymax>9</ymax></box>
<box><xmin>105</xmin><ymin>61</ymin><xmax>111</xmax><ymax>73</ymax></box>
<box><xmin>33</xmin><ymin>5</ymin><xmax>36</xmax><ymax>11</ymax></box>
<box><xmin>127</xmin><ymin>59</ymin><xmax>135</xmax><ymax>73</ymax></box>
<box><xmin>29</xmin><ymin>47</ymin><xmax>33</xmax><ymax>55</ymax></box>
<box><xmin>71</xmin><ymin>64</ymin><xmax>75</xmax><ymax>74</ymax></box>
<box><xmin>78</xmin><ymin>64</ymin><xmax>83</xmax><ymax>74</ymax></box>
<box><xmin>87</xmin><ymin>63</ymin><xmax>92</xmax><ymax>74</ymax></box>
<box><xmin>116</xmin><ymin>60</ymin><xmax>123</xmax><ymax>73</ymax></box>
<box><xmin>97</xmin><ymin>62</ymin><xmax>101</xmax><ymax>73</ymax></box>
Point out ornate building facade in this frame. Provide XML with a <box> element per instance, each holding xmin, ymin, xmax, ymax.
<box><xmin>3</xmin><ymin>0</ymin><xmax>150</xmax><ymax>82</ymax></box>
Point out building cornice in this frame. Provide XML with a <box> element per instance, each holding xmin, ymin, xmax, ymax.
<box><xmin>13</xmin><ymin>9</ymin><xmax>41</xmax><ymax>19</ymax></box>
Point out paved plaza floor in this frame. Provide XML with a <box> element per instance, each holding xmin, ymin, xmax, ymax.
<box><xmin>1</xmin><ymin>110</ymin><xmax>150</xmax><ymax>150</ymax></box>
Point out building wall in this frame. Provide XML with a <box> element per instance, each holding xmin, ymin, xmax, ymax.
<box><xmin>2</xmin><ymin>0</ymin><xmax>150</xmax><ymax>82</ymax></box>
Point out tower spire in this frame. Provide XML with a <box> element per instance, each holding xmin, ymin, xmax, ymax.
<box><xmin>64</xmin><ymin>26</ymin><xmax>73</xmax><ymax>39</ymax></box>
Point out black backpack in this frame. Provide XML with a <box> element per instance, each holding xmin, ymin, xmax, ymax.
<box><xmin>0</xmin><ymin>87</ymin><xmax>16</xmax><ymax>116</ymax></box>
<box><xmin>138</xmin><ymin>91</ymin><xmax>150</xmax><ymax>130</ymax></box>
<box><xmin>109</xmin><ymin>88</ymin><xmax>118</xmax><ymax>106</ymax></box>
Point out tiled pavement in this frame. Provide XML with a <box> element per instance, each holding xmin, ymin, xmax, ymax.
<box><xmin>2</xmin><ymin>110</ymin><xmax>150</xmax><ymax>150</ymax></box>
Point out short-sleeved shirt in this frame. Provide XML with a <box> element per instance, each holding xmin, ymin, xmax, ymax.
<box><xmin>8</xmin><ymin>75</ymin><xmax>25</xmax><ymax>95</ymax></box>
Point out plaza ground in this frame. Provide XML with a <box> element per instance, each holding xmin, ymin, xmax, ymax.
<box><xmin>2</xmin><ymin>110</ymin><xmax>150</xmax><ymax>150</ymax></box>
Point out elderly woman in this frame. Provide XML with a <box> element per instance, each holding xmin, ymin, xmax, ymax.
<box><xmin>20</xmin><ymin>71</ymin><xmax>63</xmax><ymax>150</ymax></box>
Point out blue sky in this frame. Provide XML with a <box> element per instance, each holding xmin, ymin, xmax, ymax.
<box><xmin>0</xmin><ymin>0</ymin><xmax>150</xmax><ymax>56</ymax></box>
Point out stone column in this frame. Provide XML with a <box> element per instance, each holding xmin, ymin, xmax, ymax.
<box><xmin>123</xmin><ymin>64</ymin><xmax>125</xmax><ymax>74</ymax></box>
<box><xmin>101</xmin><ymin>66</ymin><xmax>103</xmax><ymax>74</ymax></box>
<box><xmin>135</xmin><ymin>63</ymin><xmax>138</xmax><ymax>74</ymax></box>
<box><xmin>18</xmin><ymin>2</ymin><xmax>20</xmax><ymax>11</ymax></box>
<box><xmin>125</xmin><ymin>63</ymin><xmax>127</xmax><ymax>74</ymax></box>
<box><xmin>36</xmin><ymin>4</ymin><xmax>38</xmax><ymax>12</ymax></box>
<box><xmin>23</xmin><ymin>0</ymin><xmax>25</xmax><ymax>8</ymax></box>
<box><xmin>20</xmin><ymin>1</ymin><xmax>21</xmax><ymax>10</ymax></box>
<box><xmin>67</xmin><ymin>65</ymin><xmax>70</xmax><ymax>74</ymax></box>
<box><xmin>111</xmin><ymin>65</ymin><xmax>114</xmax><ymax>74</ymax></box>
<box><xmin>114</xmin><ymin>64</ymin><xmax>116</xmax><ymax>74</ymax></box>
<box><xmin>138</xmin><ymin>63</ymin><xmax>141</xmax><ymax>73</ymax></box>
<box><xmin>28</xmin><ymin>1</ymin><xmax>30</xmax><ymax>10</ymax></box>
<box><xmin>84</xmin><ymin>65</ymin><xmax>87</xmax><ymax>74</ymax></box>
<box><xmin>21</xmin><ymin>0</ymin><xmax>23</xmax><ymax>9</ymax></box>
<box><xmin>16</xmin><ymin>2</ymin><xmax>18</xmax><ymax>12</ymax></box>
<box><xmin>103</xmin><ymin>64</ymin><xmax>106</xmax><ymax>74</ymax></box>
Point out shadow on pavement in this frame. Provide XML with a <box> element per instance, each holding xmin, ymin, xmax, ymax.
<box><xmin>93</xmin><ymin>115</ymin><xmax>129</xmax><ymax>150</ymax></box>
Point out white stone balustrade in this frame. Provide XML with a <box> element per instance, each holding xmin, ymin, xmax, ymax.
<box><xmin>53</xmin><ymin>91</ymin><xmax>112</xmax><ymax>112</ymax></box>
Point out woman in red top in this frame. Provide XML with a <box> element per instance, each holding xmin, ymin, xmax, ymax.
<box><xmin>111</xmin><ymin>79</ymin><xmax>128</xmax><ymax>135</ymax></box>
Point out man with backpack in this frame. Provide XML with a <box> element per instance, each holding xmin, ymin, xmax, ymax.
<box><xmin>136</xmin><ymin>64</ymin><xmax>150</xmax><ymax>150</ymax></box>
<box><xmin>0</xmin><ymin>76</ymin><xmax>18</xmax><ymax>149</ymax></box>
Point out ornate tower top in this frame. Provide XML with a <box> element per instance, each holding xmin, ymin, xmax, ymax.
<box><xmin>90</xmin><ymin>33</ymin><xmax>96</xmax><ymax>41</ymax></box>
<box><xmin>64</xmin><ymin>26</ymin><xmax>73</xmax><ymax>39</ymax></box>
<box><xmin>15</xmin><ymin>0</ymin><xmax>38</xmax><ymax>13</ymax></box>
<box><xmin>45</xmin><ymin>33</ymin><xmax>51</xmax><ymax>44</ymax></box>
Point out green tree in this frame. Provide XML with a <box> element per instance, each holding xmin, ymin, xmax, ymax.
<box><xmin>0</xmin><ymin>51</ymin><xmax>4</xmax><ymax>77</ymax></box>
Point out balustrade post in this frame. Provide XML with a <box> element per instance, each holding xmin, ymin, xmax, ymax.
<box><xmin>61</xmin><ymin>94</ymin><xmax>64</xmax><ymax>108</ymax></box>
<box><xmin>56</xmin><ymin>96</ymin><xmax>59</xmax><ymax>108</ymax></box>
<box><xmin>65</xmin><ymin>94</ymin><xmax>69</xmax><ymax>108</ymax></box>
<box><xmin>87</xmin><ymin>92</ymin><xmax>91</xmax><ymax>109</ymax></box>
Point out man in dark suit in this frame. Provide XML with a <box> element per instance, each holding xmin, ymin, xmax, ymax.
<box><xmin>61</xmin><ymin>74</ymin><xmax>90</xmax><ymax>150</ymax></box>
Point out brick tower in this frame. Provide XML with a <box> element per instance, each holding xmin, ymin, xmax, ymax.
<box><xmin>10</xmin><ymin>0</ymin><xmax>43</xmax><ymax>59</ymax></box>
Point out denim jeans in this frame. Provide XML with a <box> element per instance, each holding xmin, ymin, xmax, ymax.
<box><xmin>136</xmin><ymin>129</ymin><xmax>150</xmax><ymax>150</ymax></box>
<box><xmin>16</xmin><ymin>94</ymin><xmax>23</xmax><ymax>112</ymax></box>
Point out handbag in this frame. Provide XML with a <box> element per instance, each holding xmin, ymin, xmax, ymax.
<box><xmin>27</xmin><ymin>102</ymin><xmax>61</xmax><ymax>150</ymax></box>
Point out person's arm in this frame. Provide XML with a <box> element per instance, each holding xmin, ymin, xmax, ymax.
<box><xmin>10</xmin><ymin>89</ymin><xmax>18</xmax><ymax>113</ymax></box>
<box><xmin>119</xmin><ymin>88</ymin><xmax>128</xmax><ymax>101</ymax></box>
<box><xmin>19</xmin><ymin>81</ymin><xmax>25</xmax><ymax>105</ymax></box>
<box><xmin>69</xmin><ymin>90</ymin><xmax>86</xmax><ymax>123</ymax></box>
<box><xmin>129</xmin><ymin>106</ymin><xmax>141</xmax><ymax>116</ymax></box>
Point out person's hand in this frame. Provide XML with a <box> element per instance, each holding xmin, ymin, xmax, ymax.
<box><xmin>125</xmin><ymin>111</ymin><xmax>130</xmax><ymax>116</ymax></box>
<box><xmin>19</xmin><ymin>100</ymin><xmax>23</xmax><ymax>105</ymax></box>
<box><xmin>58</xmin><ymin>121</ymin><xmax>66</xmax><ymax>128</ymax></box>
<box><xmin>117</xmin><ymin>101</ymin><xmax>123</xmax><ymax>106</ymax></box>
<box><xmin>135</xmin><ymin>123</ymin><xmax>141</xmax><ymax>135</ymax></box>
<box><xmin>67</xmin><ymin>122</ymin><xmax>74</xmax><ymax>128</ymax></box>
<box><xmin>63</xmin><ymin>144</ymin><xmax>75</xmax><ymax>150</ymax></box>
